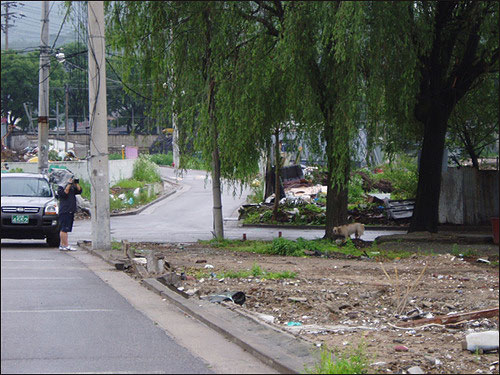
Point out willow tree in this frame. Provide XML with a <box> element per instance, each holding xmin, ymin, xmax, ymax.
<box><xmin>277</xmin><ymin>2</ymin><xmax>365</xmax><ymax>239</ymax></box>
<box><xmin>366</xmin><ymin>1</ymin><xmax>498</xmax><ymax>232</ymax></box>
<box><xmin>108</xmin><ymin>2</ymin><xmax>284</xmax><ymax>239</ymax></box>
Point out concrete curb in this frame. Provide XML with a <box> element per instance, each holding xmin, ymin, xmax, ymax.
<box><xmin>241</xmin><ymin>223</ymin><xmax>491</xmax><ymax>232</ymax></box>
<box><xmin>76</xmin><ymin>241</ymin><xmax>317</xmax><ymax>374</ymax></box>
<box><xmin>111</xmin><ymin>178</ymin><xmax>180</xmax><ymax>217</ymax></box>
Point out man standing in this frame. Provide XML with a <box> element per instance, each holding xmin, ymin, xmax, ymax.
<box><xmin>57</xmin><ymin>176</ymin><xmax>82</xmax><ymax>251</ymax></box>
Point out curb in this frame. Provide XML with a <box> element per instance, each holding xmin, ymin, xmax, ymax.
<box><xmin>241</xmin><ymin>223</ymin><xmax>491</xmax><ymax>232</ymax></box>
<box><xmin>111</xmin><ymin>178</ymin><xmax>180</xmax><ymax>217</ymax></box>
<box><xmin>76</xmin><ymin>241</ymin><xmax>317</xmax><ymax>374</ymax></box>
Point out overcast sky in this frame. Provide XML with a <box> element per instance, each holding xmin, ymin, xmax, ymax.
<box><xmin>1</xmin><ymin>1</ymin><xmax>77</xmax><ymax>51</ymax></box>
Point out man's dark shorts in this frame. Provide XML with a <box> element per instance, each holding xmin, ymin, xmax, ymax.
<box><xmin>59</xmin><ymin>212</ymin><xmax>75</xmax><ymax>233</ymax></box>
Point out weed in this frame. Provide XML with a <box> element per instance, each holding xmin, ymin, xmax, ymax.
<box><xmin>79</xmin><ymin>179</ymin><xmax>91</xmax><ymax>201</ymax></box>
<box><xmin>113</xmin><ymin>179</ymin><xmax>145</xmax><ymax>189</ymax></box>
<box><xmin>305</xmin><ymin>343</ymin><xmax>370</xmax><ymax>374</ymax></box>
<box><xmin>150</xmin><ymin>152</ymin><xmax>173</xmax><ymax>166</ymax></box>
<box><xmin>133</xmin><ymin>155</ymin><xmax>162</xmax><ymax>183</ymax></box>
<box><xmin>8</xmin><ymin>167</ymin><xmax>24</xmax><ymax>173</ymax></box>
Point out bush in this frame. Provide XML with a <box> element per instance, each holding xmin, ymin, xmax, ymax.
<box><xmin>374</xmin><ymin>157</ymin><xmax>418</xmax><ymax>200</ymax></box>
<box><xmin>132</xmin><ymin>155</ymin><xmax>162</xmax><ymax>183</ymax></box>
<box><xmin>150</xmin><ymin>152</ymin><xmax>173</xmax><ymax>166</ymax></box>
<box><xmin>348</xmin><ymin>173</ymin><xmax>365</xmax><ymax>204</ymax></box>
<box><xmin>109</xmin><ymin>153</ymin><xmax>122</xmax><ymax>160</ymax></box>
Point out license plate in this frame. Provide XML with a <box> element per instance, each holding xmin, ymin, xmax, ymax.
<box><xmin>12</xmin><ymin>215</ymin><xmax>29</xmax><ymax>224</ymax></box>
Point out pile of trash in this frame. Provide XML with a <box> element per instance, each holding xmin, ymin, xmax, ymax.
<box><xmin>240</xmin><ymin>164</ymin><xmax>414</xmax><ymax>226</ymax></box>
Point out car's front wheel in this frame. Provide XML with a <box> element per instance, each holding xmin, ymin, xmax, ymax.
<box><xmin>46</xmin><ymin>233</ymin><xmax>60</xmax><ymax>247</ymax></box>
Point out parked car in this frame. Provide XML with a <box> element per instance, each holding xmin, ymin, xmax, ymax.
<box><xmin>1</xmin><ymin>172</ymin><xmax>60</xmax><ymax>247</ymax></box>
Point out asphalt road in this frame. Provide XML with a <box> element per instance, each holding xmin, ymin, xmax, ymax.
<box><xmin>71</xmin><ymin>167</ymin><xmax>406</xmax><ymax>244</ymax></box>
<box><xmin>0</xmin><ymin>244</ymin><xmax>214</xmax><ymax>374</ymax></box>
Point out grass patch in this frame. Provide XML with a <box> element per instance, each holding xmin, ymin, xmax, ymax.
<box><xmin>200</xmin><ymin>237</ymin><xmax>416</xmax><ymax>261</ymax></box>
<box><xmin>112</xmin><ymin>179</ymin><xmax>145</xmax><ymax>189</ymax></box>
<box><xmin>305</xmin><ymin>343</ymin><xmax>370</xmax><ymax>374</ymax></box>
<box><xmin>189</xmin><ymin>263</ymin><xmax>296</xmax><ymax>280</ymax></box>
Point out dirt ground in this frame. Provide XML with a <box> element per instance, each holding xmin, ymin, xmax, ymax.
<box><xmin>122</xmin><ymin>240</ymin><xmax>499</xmax><ymax>374</ymax></box>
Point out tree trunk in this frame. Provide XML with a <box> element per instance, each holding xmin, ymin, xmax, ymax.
<box><xmin>409</xmin><ymin>111</ymin><xmax>448</xmax><ymax>233</ymax></box>
<box><xmin>272</xmin><ymin>127</ymin><xmax>281</xmax><ymax>221</ymax></box>
<box><xmin>323</xmin><ymin>119</ymin><xmax>349</xmax><ymax>240</ymax></box>
<box><xmin>208</xmin><ymin>79</ymin><xmax>224</xmax><ymax>239</ymax></box>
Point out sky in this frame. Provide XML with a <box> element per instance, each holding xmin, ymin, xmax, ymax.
<box><xmin>1</xmin><ymin>1</ymin><xmax>77</xmax><ymax>51</ymax></box>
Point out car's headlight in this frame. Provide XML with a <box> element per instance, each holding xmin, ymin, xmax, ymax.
<box><xmin>44</xmin><ymin>200</ymin><xmax>58</xmax><ymax>215</ymax></box>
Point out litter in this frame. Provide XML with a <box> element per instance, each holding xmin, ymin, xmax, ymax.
<box><xmin>287</xmin><ymin>321</ymin><xmax>302</xmax><ymax>326</ymax></box>
<box><xmin>204</xmin><ymin>264</ymin><xmax>214</xmax><ymax>269</ymax></box>
<box><xmin>204</xmin><ymin>291</ymin><xmax>246</xmax><ymax>305</ymax></box>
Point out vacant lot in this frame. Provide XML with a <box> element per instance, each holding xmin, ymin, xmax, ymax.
<box><xmin>120</xmin><ymin>239</ymin><xmax>499</xmax><ymax>374</ymax></box>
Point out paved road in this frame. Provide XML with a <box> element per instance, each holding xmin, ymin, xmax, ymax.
<box><xmin>0</xmin><ymin>244</ymin><xmax>213</xmax><ymax>374</ymax></box>
<box><xmin>1</xmin><ymin>243</ymin><xmax>276</xmax><ymax>374</ymax></box>
<box><xmin>71</xmin><ymin>167</ymin><xmax>406</xmax><ymax>244</ymax></box>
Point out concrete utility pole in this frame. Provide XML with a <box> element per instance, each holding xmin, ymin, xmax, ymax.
<box><xmin>87</xmin><ymin>1</ymin><xmax>111</xmax><ymax>250</ymax></box>
<box><xmin>65</xmin><ymin>85</ymin><xmax>69</xmax><ymax>153</ymax></box>
<box><xmin>37</xmin><ymin>0</ymin><xmax>50</xmax><ymax>174</ymax></box>
<box><xmin>2</xmin><ymin>1</ymin><xmax>25</xmax><ymax>51</ymax></box>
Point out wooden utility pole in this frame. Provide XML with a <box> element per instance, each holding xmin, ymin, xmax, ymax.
<box><xmin>87</xmin><ymin>1</ymin><xmax>111</xmax><ymax>250</ymax></box>
<box><xmin>37</xmin><ymin>0</ymin><xmax>50</xmax><ymax>174</ymax></box>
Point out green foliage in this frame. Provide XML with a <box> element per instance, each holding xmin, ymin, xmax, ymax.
<box><xmin>109</xmin><ymin>153</ymin><xmax>123</xmax><ymax>160</ymax></box>
<box><xmin>348</xmin><ymin>173</ymin><xmax>365</xmax><ymax>204</ymax></box>
<box><xmin>269</xmin><ymin>238</ymin><xmax>304</xmax><ymax>257</ymax></box>
<box><xmin>79</xmin><ymin>180</ymin><xmax>91</xmax><ymax>201</ymax></box>
<box><xmin>374</xmin><ymin>157</ymin><xmax>418</xmax><ymax>200</ymax></box>
<box><xmin>48</xmin><ymin>150</ymin><xmax>62</xmax><ymax>161</ymax></box>
<box><xmin>150</xmin><ymin>152</ymin><xmax>173</xmax><ymax>166</ymax></box>
<box><xmin>305</xmin><ymin>343</ymin><xmax>370</xmax><ymax>374</ymax></box>
<box><xmin>132</xmin><ymin>155</ymin><xmax>161</xmax><ymax>183</ymax></box>
<box><xmin>112</xmin><ymin>179</ymin><xmax>145</xmax><ymax>189</ymax></box>
<box><xmin>8</xmin><ymin>167</ymin><xmax>24</xmax><ymax>173</ymax></box>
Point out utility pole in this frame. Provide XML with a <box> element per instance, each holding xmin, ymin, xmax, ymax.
<box><xmin>2</xmin><ymin>1</ymin><xmax>24</xmax><ymax>51</ymax></box>
<box><xmin>87</xmin><ymin>1</ymin><xmax>111</xmax><ymax>250</ymax></box>
<box><xmin>37</xmin><ymin>0</ymin><xmax>50</xmax><ymax>174</ymax></box>
<box><xmin>65</xmin><ymin>85</ymin><xmax>69</xmax><ymax>153</ymax></box>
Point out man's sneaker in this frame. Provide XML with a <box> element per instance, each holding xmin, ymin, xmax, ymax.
<box><xmin>59</xmin><ymin>246</ymin><xmax>69</xmax><ymax>251</ymax></box>
<box><xmin>66</xmin><ymin>246</ymin><xmax>77</xmax><ymax>251</ymax></box>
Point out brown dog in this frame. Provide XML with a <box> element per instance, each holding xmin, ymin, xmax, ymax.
<box><xmin>333</xmin><ymin>223</ymin><xmax>365</xmax><ymax>241</ymax></box>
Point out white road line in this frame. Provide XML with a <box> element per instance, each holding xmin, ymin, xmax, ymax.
<box><xmin>2</xmin><ymin>277</ymin><xmax>82</xmax><ymax>280</ymax></box>
<box><xmin>1</xmin><ymin>259</ymin><xmax>56</xmax><ymax>262</ymax></box>
<box><xmin>1</xmin><ymin>309</ymin><xmax>115</xmax><ymax>313</ymax></box>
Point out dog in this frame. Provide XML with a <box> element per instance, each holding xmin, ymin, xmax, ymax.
<box><xmin>333</xmin><ymin>223</ymin><xmax>365</xmax><ymax>241</ymax></box>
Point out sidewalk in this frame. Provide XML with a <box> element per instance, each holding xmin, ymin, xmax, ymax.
<box><xmin>77</xmin><ymin>241</ymin><xmax>319</xmax><ymax>374</ymax></box>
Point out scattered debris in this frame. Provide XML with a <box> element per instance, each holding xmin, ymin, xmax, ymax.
<box><xmin>394</xmin><ymin>345</ymin><xmax>409</xmax><ymax>352</ymax></box>
<box><xmin>398</xmin><ymin>307</ymin><xmax>499</xmax><ymax>328</ymax></box>
<box><xmin>407</xmin><ymin>366</ymin><xmax>424</xmax><ymax>374</ymax></box>
<box><xmin>463</xmin><ymin>331</ymin><xmax>499</xmax><ymax>353</ymax></box>
<box><xmin>204</xmin><ymin>291</ymin><xmax>246</xmax><ymax>306</ymax></box>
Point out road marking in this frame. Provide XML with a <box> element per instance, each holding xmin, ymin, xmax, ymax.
<box><xmin>2</xmin><ymin>259</ymin><xmax>55</xmax><ymax>262</ymax></box>
<box><xmin>1</xmin><ymin>309</ymin><xmax>114</xmax><ymax>313</ymax></box>
<box><xmin>1</xmin><ymin>277</ymin><xmax>82</xmax><ymax>280</ymax></box>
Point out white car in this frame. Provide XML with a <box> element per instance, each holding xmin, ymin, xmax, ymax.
<box><xmin>1</xmin><ymin>172</ymin><xmax>60</xmax><ymax>247</ymax></box>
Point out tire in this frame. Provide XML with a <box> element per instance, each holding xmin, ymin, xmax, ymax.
<box><xmin>46</xmin><ymin>233</ymin><xmax>60</xmax><ymax>247</ymax></box>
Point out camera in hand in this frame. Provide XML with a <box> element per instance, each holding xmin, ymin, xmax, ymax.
<box><xmin>73</xmin><ymin>178</ymin><xmax>79</xmax><ymax>184</ymax></box>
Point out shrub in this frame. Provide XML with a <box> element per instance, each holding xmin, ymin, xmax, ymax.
<box><xmin>348</xmin><ymin>173</ymin><xmax>365</xmax><ymax>204</ymax></box>
<box><xmin>108</xmin><ymin>153</ymin><xmax>122</xmax><ymax>160</ymax></box>
<box><xmin>150</xmin><ymin>152</ymin><xmax>173</xmax><ymax>166</ymax></box>
<box><xmin>132</xmin><ymin>155</ymin><xmax>162</xmax><ymax>183</ymax></box>
<box><xmin>374</xmin><ymin>157</ymin><xmax>418</xmax><ymax>200</ymax></box>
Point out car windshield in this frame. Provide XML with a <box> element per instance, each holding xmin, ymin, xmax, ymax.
<box><xmin>1</xmin><ymin>177</ymin><xmax>52</xmax><ymax>197</ymax></box>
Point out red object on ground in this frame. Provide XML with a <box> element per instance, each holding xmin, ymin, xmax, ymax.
<box><xmin>491</xmin><ymin>217</ymin><xmax>499</xmax><ymax>245</ymax></box>
<box><xmin>172</xmin><ymin>162</ymin><xmax>175</xmax><ymax>167</ymax></box>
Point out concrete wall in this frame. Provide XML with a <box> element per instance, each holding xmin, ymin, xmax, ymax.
<box><xmin>8</xmin><ymin>134</ymin><xmax>157</xmax><ymax>154</ymax></box>
<box><xmin>3</xmin><ymin>159</ymin><xmax>135</xmax><ymax>186</ymax></box>
<box><xmin>439</xmin><ymin>167</ymin><xmax>499</xmax><ymax>225</ymax></box>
